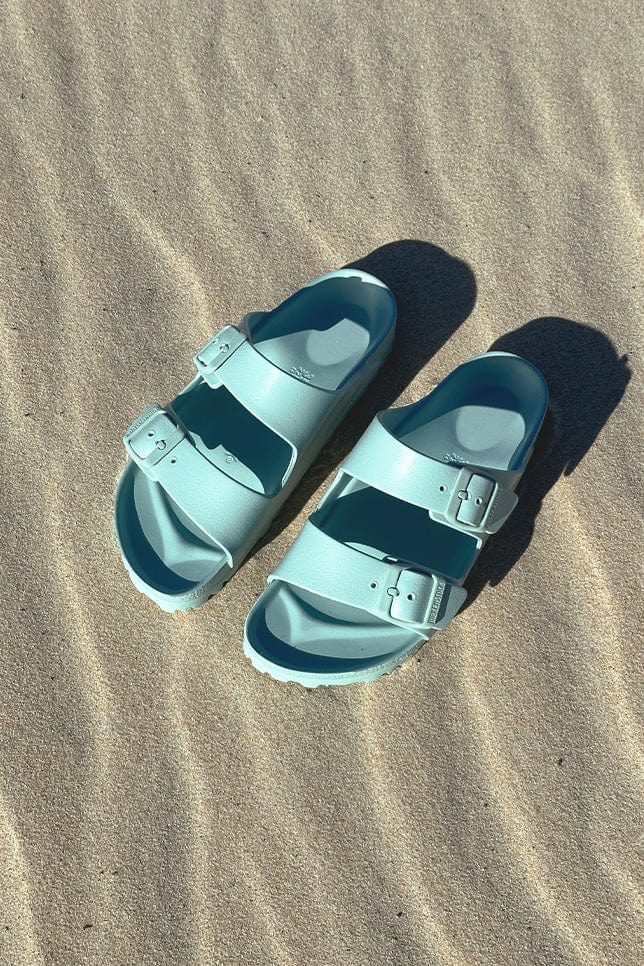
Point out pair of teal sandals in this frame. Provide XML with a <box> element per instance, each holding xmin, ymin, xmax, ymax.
<box><xmin>115</xmin><ymin>270</ymin><xmax>548</xmax><ymax>687</ymax></box>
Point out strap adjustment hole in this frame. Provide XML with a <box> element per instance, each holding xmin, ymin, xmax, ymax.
<box><xmin>439</xmin><ymin>484</ymin><xmax>447</xmax><ymax>492</ymax></box>
<box><xmin>370</xmin><ymin>581</ymin><xmax>378</xmax><ymax>589</ymax></box>
<box><xmin>407</xmin><ymin>593</ymin><xmax>415</xmax><ymax>601</ymax></box>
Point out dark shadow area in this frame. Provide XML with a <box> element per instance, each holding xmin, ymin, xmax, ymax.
<box><xmin>345</xmin><ymin>241</ymin><xmax>477</xmax><ymax>416</ymax></box>
<box><xmin>463</xmin><ymin>317</ymin><xmax>631</xmax><ymax>607</ymax></box>
<box><xmin>257</xmin><ymin>240</ymin><xmax>477</xmax><ymax>546</ymax></box>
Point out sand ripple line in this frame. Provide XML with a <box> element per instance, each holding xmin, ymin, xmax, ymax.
<box><xmin>0</xmin><ymin>789</ymin><xmax>43</xmax><ymax>964</ymax></box>
<box><xmin>456</xmin><ymin>666</ymin><xmax>603</xmax><ymax>963</ymax></box>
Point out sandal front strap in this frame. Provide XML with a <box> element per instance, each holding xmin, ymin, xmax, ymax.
<box><xmin>123</xmin><ymin>405</ymin><xmax>268</xmax><ymax>566</ymax></box>
<box><xmin>269</xmin><ymin>521</ymin><xmax>467</xmax><ymax>634</ymax></box>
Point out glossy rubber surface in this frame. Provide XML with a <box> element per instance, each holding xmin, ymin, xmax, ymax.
<box><xmin>244</xmin><ymin>352</ymin><xmax>548</xmax><ymax>685</ymax></box>
<box><xmin>115</xmin><ymin>270</ymin><xmax>396</xmax><ymax>610</ymax></box>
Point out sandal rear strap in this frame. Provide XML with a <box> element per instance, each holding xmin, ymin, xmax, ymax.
<box><xmin>341</xmin><ymin>414</ymin><xmax>518</xmax><ymax>536</ymax></box>
<box><xmin>193</xmin><ymin>325</ymin><xmax>334</xmax><ymax>463</ymax></box>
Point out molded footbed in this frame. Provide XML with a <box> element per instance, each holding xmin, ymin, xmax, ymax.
<box><xmin>252</xmin><ymin>273</ymin><xmax>395</xmax><ymax>391</ymax></box>
<box><xmin>115</xmin><ymin>271</ymin><xmax>396</xmax><ymax>605</ymax></box>
<box><xmin>244</xmin><ymin>353</ymin><xmax>549</xmax><ymax>685</ymax></box>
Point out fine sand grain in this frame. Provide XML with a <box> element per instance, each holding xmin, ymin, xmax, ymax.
<box><xmin>0</xmin><ymin>1</ymin><xmax>642</xmax><ymax>963</ymax></box>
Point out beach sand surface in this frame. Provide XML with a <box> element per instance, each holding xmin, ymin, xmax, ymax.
<box><xmin>0</xmin><ymin>1</ymin><xmax>642</xmax><ymax>963</ymax></box>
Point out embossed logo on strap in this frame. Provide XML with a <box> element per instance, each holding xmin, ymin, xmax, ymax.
<box><xmin>428</xmin><ymin>579</ymin><xmax>445</xmax><ymax>624</ymax></box>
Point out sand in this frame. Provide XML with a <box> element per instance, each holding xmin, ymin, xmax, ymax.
<box><xmin>0</xmin><ymin>1</ymin><xmax>642</xmax><ymax>963</ymax></box>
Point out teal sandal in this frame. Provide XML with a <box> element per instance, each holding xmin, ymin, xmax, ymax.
<box><xmin>115</xmin><ymin>269</ymin><xmax>396</xmax><ymax>611</ymax></box>
<box><xmin>243</xmin><ymin>352</ymin><xmax>548</xmax><ymax>686</ymax></box>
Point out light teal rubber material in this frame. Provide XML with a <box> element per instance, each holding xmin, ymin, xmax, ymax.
<box><xmin>243</xmin><ymin>352</ymin><xmax>548</xmax><ymax>686</ymax></box>
<box><xmin>115</xmin><ymin>269</ymin><xmax>397</xmax><ymax>611</ymax></box>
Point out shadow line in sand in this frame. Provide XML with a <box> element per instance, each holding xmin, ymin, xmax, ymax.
<box><xmin>257</xmin><ymin>239</ymin><xmax>477</xmax><ymax>545</ymax></box>
<box><xmin>463</xmin><ymin>317</ymin><xmax>632</xmax><ymax>607</ymax></box>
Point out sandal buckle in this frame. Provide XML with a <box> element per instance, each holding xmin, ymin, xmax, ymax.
<box><xmin>388</xmin><ymin>570</ymin><xmax>446</xmax><ymax>626</ymax></box>
<box><xmin>124</xmin><ymin>405</ymin><xmax>186</xmax><ymax>469</ymax></box>
<box><xmin>454</xmin><ymin>472</ymin><xmax>496</xmax><ymax>528</ymax></box>
<box><xmin>194</xmin><ymin>326</ymin><xmax>247</xmax><ymax>384</ymax></box>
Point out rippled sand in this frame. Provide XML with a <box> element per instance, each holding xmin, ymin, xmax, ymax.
<box><xmin>0</xmin><ymin>1</ymin><xmax>641</xmax><ymax>963</ymax></box>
